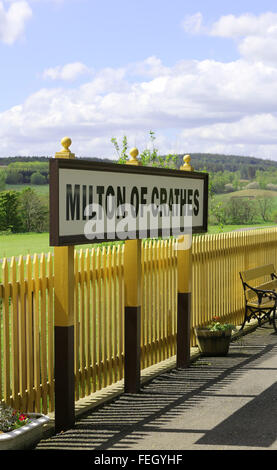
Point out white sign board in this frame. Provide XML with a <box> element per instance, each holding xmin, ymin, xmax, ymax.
<box><xmin>50</xmin><ymin>159</ymin><xmax>208</xmax><ymax>246</ymax></box>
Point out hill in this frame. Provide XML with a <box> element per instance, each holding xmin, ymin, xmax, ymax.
<box><xmin>176</xmin><ymin>153</ymin><xmax>277</xmax><ymax>174</ymax></box>
<box><xmin>1</xmin><ymin>153</ymin><xmax>277</xmax><ymax>176</ymax></box>
<box><xmin>218</xmin><ymin>189</ymin><xmax>277</xmax><ymax>200</ymax></box>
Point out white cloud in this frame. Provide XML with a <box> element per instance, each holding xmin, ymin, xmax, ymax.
<box><xmin>42</xmin><ymin>62</ymin><xmax>92</xmax><ymax>81</ymax></box>
<box><xmin>210</xmin><ymin>12</ymin><xmax>277</xmax><ymax>38</ymax></box>
<box><xmin>127</xmin><ymin>56</ymin><xmax>170</xmax><ymax>78</ymax></box>
<box><xmin>187</xmin><ymin>11</ymin><xmax>277</xmax><ymax>65</ymax></box>
<box><xmin>182</xmin><ymin>12</ymin><xmax>204</xmax><ymax>34</ymax></box>
<box><xmin>0</xmin><ymin>0</ymin><xmax>32</xmax><ymax>44</ymax></box>
<box><xmin>2</xmin><ymin>56</ymin><xmax>277</xmax><ymax>159</ymax></box>
<box><xmin>179</xmin><ymin>114</ymin><xmax>277</xmax><ymax>158</ymax></box>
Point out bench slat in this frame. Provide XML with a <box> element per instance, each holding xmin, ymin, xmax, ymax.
<box><xmin>240</xmin><ymin>264</ymin><xmax>275</xmax><ymax>282</ymax></box>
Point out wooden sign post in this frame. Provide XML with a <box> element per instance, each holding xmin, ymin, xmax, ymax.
<box><xmin>177</xmin><ymin>156</ymin><xmax>193</xmax><ymax>368</ymax></box>
<box><xmin>53</xmin><ymin>138</ymin><xmax>75</xmax><ymax>433</ymax></box>
<box><xmin>124</xmin><ymin>149</ymin><xmax>142</xmax><ymax>393</ymax></box>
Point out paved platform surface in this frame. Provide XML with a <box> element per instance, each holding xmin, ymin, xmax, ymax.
<box><xmin>36</xmin><ymin>324</ymin><xmax>277</xmax><ymax>451</ymax></box>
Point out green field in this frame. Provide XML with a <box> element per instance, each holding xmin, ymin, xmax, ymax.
<box><xmin>207</xmin><ymin>223</ymin><xmax>276</xmax><ymax>234</ymax></box>
<box><xmin>6</xmin><ymin>183</ymin><xmax>49</xmax><ymax>196</ymax></box>
<box><xmin>215</xmin><ymin>188</ymin><xmax>277</xmax><ymax>200</ymax></box>
<box><xmin>0</xmin><ymin>232</ymin><xmax>98</xmax><ymax>259</ymax></box>
<box><xmin>0</xmin><ymin>225</ymin><xmax>276</xmax><ymax>259</ymax></box>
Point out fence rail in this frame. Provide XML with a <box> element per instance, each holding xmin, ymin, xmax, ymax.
<box><xmin>1</xmin><ymin>227</ymin><xmax>277</xmax><ymax>414</ymax></box>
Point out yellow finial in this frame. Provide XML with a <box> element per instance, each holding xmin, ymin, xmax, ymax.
<box><xmin>61</xmin><ymin>137</ymin><xmax>72</xmax><ymax>152</ymax></box>
<box><xmin>55</xmin><ymin>136</ymin><xmax>75</xmax><ymax>159</ymax></box>
<box><xmin>126</xmin><ymin>147</ymin><xmax>141</xmax><ymax>166</ymax></box>
<box><xmin>180</xmin><ymin>154</ymin><xmax>193</xmax><ymax>171</ymax></box>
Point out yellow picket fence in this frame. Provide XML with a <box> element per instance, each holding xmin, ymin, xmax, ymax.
<box><xmin>1</xmin><ymin>227</ymin><xmax>277</xmax><ymax>414</ymax></box>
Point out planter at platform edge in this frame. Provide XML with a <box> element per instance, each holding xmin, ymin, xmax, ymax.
<box><xmin>194</xmin><ymin>327</ymin><xmax>232</xmax><ymax>357</ymax></box>
<box><xmin>0</xmin><ymin>413</ymin><xmax>50</xmax><ymax>450</ymax></box>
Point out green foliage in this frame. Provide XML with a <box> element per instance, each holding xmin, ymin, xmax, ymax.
<box><xmin>180</xmin><ymin>153</ymin><xmax>277</xmax><ymax>175</ymax></box>
<box><xmin>30</xmin><ymin>171</ymin><xmax>46</xmax><ymax>185</ymax></box>
<box><xmin>8</xmin><ymin>161</ymin><xmax>48</xmax><ymax>171</ymax></box>
<box><xmin>207</xmin><ymin>317</ymin><xmax>236</xmax><ymax>332</ymax></box>
<box><xmin>222</xmin><ymin>198</ymin><xmax>257</xmax><ymax>225</ymax></box>
<box><xmin>18</xmin><ymin>187</ymin><xmax>48</xmax><ymax>232</ymax></box>
<box><xmin>111</xmin><ymin>131</ymin><xmax>178</xmax><ymax>168</ymax></box>
<box><xmin>209</xmin><ymin>198</ymin><xmax>226</xmax><ymax>228</ymax></box>
<box><xmin>5</xmin><ymin>168</ymin><xmax>23</xmax><ymax>184</ymax></box>
<box><xmin>256</xmin><ymin>197</ymin><xmax>274</xmax><ymax>222</ymax></box>
<box><xmin>0</xmin><ymin>191</ymin><xmax>22</xmax><ymax>232</ymax></box>
<box><xmin>0</xmin><ymin>404</ymin><xmax>29</xmax><ymax>432</ymax></box>
<box><xmin>0</xmin><ymin>170</ymin><xmax>5</xmax><ymax>191</ymax></box>
<box><xmin>111</xmin><ymin>136</ymin><xmax>129</xmax><ymax>164</ymax></box>
<box><xmin>0</xmin><ymin>187</ymin><xmax>49</xmax><ymax>234</ymax></box>
<box><xmin>2</xmin><ymin>160</ymin><xmax>49</xmax><ymax>185</ymax></box>
<box><xmin>271</xmin><ymin>209</ymin><xmax>277</xmax><ymax>223</ymax></box>
<box><xmin>209</xmin><ymin>171</ymin><xmax>235</xmax><ymax>194</ymax></box>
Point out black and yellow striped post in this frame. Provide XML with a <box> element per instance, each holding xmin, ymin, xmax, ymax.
<box><xmin>124</xmin><ymin>148</ymin><xmax>142</xmax><ymax>393</ymax></box>
<box><xmin>54</xmin><ymin>137</ymin><xmax>75</xmax><ymax>432</ymax></box>
<box><xmin>177</xmin><ymin>155</ymin><xmax>193</xmax><ymax>368</ymax></box>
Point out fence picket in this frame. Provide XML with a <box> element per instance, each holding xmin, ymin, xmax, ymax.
<box><xmin>47</xmin><ymin>252</ymin><xmax>54</xmax><ymax>411</ymax></box>
<box><xmin>10</xmin><ymin>257</ymin><xmax>19</xmax><ymax>410</ymax></box>
<box><xmin>2</xmin><ymin>259</ymin><xmax>10</xmax><ymax>406</ymax></box>
<box><xmin>33</xmin><ymin>254</ymin><xmax>41</xmax><ymax>412</ymax></box>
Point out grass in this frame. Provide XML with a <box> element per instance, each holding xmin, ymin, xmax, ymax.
<box><xmin>5</xmin><ymin>184</ymin><xmax>49</xmax><ymax>196</ymax></box>
<box><xmin>0</xmin><ymin>233</ymin><xmax>52</xmax><ymax>259</ymax></box>
<box><xmin>0</xmin><ymin>232</ymin><xmax>97</xmax><ymax>259</ymax></box>
<box><xmin>207</xmin><ymin>223</ymin><xmax>276</xmax><ymax>234</ymax></box>
<box><xmin>0</xmin><ymin>224</ymin><xmax>276</xmax><ymax>259</ymax></box>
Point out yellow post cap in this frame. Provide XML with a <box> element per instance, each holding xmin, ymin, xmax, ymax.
<box><xmin>126</xmin><ymin>147</ymin><xmax>141</xmax><ymax>166</ymax></box>
<box><xmin>55</xmin><ymin>136</ymin><xmax>75</xmax><ymax>159</ymax></box>
<box><xmin>61</xmin><ymin>137</ymin><xmax>72</xmax><ymax>152</ymax></box>
<box><xmin>180</xmin><ymin>154</ymin><xmax>193</xmax><ymax>171</ymax></box>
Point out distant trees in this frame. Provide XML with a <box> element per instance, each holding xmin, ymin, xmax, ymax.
<box><xmin>0</xmin><ymin>171</ymin><xmax>5</xmax><ymax>191</ymax></box>
<box><xmin>0</xmin><ymin>187</ymin><xmax>49</xmax><ymax>233</ymax></box>
<box><xmin>256</xmin><ymin>197</ymin><xmax>274</xmax><ymax>222</ymax></box>
<box><xmin>19</xmin><ymin>187</ymin><xmax>48</xmax><ymax>232</ymax></box>
<box><xmin>209</xmin><ymin>171</ymin><xmax>240</xmax><ymax>194</ymax></box>
<box><xmin>5</xmin><ymin>168</ymin><xmax>23</xmax><ymax>184</ymax></box>
<box><xmin>30</xmin><ymin>172</ymin><xmax>46</xmax><ymax>185</ymax></box>
<box><xmin>176</xmin><ymin>153</ymin><xmax>276</xmax><ymax>175</ymax></box>
<box><xmin>0</xmin><ymin>161</ymin><xmax>49</xmax><ymax>185</ymax></box>
<box><xmin>209</xmin><ymin>195</ymin><xmax>276</xmax><ymax>226</ymax></box>
<box><xmin>0</xmin><ymin>191</ymin><xmax>22</xmax><ymax>232</ymax></box>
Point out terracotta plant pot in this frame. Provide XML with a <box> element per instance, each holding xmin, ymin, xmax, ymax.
<box><xmin>194</xmin><ymin>327</ymin><xmax>232</xmax><ymax>357</ymax></box>
<box><xmin>0</xmin><ymin>413</ymin><xmax>50</xmax><ymax>450</ymax></box>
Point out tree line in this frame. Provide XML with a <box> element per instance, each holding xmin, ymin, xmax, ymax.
<box><xmin>0</xmin><ymin>188</ymin><xmax>48</xmax><ymax>233</ymax></box>
<box><xmin>0</xmin><ymin>156</ymin><xmax>115</xmax><ymax>189</ymax></box>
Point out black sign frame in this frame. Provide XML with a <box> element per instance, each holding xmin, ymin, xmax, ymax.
<box><xmin>49</xmin><ymin>158</ymin><xmax>209</xmax><ymax>246</ymax></box>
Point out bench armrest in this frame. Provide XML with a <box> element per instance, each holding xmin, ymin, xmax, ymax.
<box><xmin>244</xmin><ymin>283</ymin><xmax>277</xmax><ymax>305</ymax></box>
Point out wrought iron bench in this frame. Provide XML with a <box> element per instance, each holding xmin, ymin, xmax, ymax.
<box><xmin>239</xmin><ymin>264</ymin><xmax>277</xmax><ymax>332</ymax></box>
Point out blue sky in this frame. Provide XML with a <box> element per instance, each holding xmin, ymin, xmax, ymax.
<box><xmin>1</xmin><ymin>0</ymin><xmax>277</xmax><ymax>159</ymax></box>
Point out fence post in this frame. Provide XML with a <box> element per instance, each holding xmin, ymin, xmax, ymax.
<box><xmin>124</xmin><ymin>148</ymin><xmax>142</xmax><ymax>393</ymax></box>
<box><xmin>176</xmin><ymin>155</ymin><xmax>193</xmax><ymax>368</ymax></box>
<box><xmin>53</xmin><ymin>137</ymin><xmax>75</xmax><ymax>432</ymax></box>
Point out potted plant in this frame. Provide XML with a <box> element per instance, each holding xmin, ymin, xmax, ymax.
<box><xmin>194</xmin><ymin>317</ymin><xmax>236</xmax><ymax>357</ymax></box>
<box><xmin>0</xmin><ymin>403</ymin><xmax>50</xmax><ymax>450</ymax></box>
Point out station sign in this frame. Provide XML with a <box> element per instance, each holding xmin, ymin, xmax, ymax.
<box><xmin>49</xmin><ymin>159</ymin><xmax>208</xmax><ymax>246</ymax></box>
